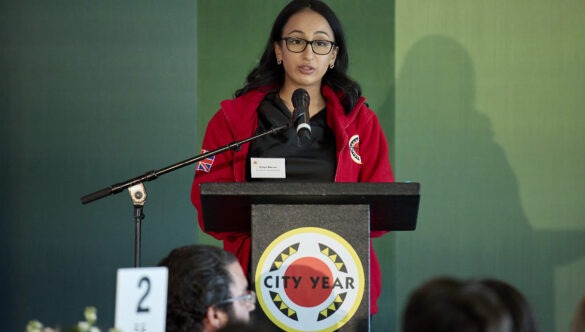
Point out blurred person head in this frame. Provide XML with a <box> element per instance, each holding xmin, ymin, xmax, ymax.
<box><xmin>402</xmin><ymin>277</ymin><xmax>513</xmax><ymax>332</ymax></box>
<box><xmin>571</xmin><ymin>295</ymin><xmax>585</xmax><ymax>332</ymax></box>
<box><xmin>478</xmin><ymin>279</ymin><xmax>538</xmax><ymax>332</ymax></box>
<box><xmin>158</xmin><ymin>244</ymin><xmax>256</xmax><ymax>332</ymax></box>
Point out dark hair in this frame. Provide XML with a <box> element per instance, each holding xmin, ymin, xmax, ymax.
<box><xmin>478</xmin><ymin>279</ymin><xmax>538</xmax><ymax>332</ymax></box>
<box><xmin>235</xmin><ymin>0</ymin><xmax>361</xmax><ymax>114</ymax></box>
<box><xmin>158</xmin><ymin>245</ymin><xmax>238</xmax><ymax>332</ymax></box>
<box><xmin>571</xmin><ymin>295</ymin><xmax>585</xmax><ymax>332</ymax></box>
<box><xmin>402</xmin><ymin>277</ymin><xmax>513</xmax><ymax>332</ymax></box>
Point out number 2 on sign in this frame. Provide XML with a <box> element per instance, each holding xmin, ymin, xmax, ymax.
<box><xmin>115</xmin><ymin>267</ymin><xmax>167</xmax><ymax>332</ymax></box>
<box><xmin>137</xmin><ymin>276</ymin><xmax>151</xmax><ymax>313</ymax></box>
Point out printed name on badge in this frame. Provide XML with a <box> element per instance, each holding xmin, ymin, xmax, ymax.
<box><xmin>250</xmin><ymin>157</ymin><xmax>286</xmax><ymax>178</ymax></box>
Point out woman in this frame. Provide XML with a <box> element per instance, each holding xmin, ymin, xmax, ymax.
<box><xmin>191</xmin><ymin>0</ymin><xmax>394</xmax><ymax>315</ymax></box>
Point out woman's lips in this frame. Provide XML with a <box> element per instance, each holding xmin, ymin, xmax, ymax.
<box><xmin>299</xmin><ymin>65</ymin><xmax>315</xmax><ymax>74</ymax></box>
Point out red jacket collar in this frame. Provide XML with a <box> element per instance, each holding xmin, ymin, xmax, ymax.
<box><xmin>219</xmin><ymin>85</ymin><xmax>366</xmax><ymax>139</ymax></box>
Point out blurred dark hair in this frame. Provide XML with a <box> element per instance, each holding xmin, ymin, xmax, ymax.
<box><xmin>235</xmin><ymin>0</ymin><xmax>361</xmax><ymax>114</ymax></box>
<box><xmin>402</xmin><ymin>277</ymin><xmax>514</xmax><ymax>332</ymax></box>
<box><xmin>158</xmin><ymin>244</ymin><xmax>238</xmax><ymax>332</ymax></box>
<box><xmin>478</xmin><ymin>279</ymin><xmax>538</xmax><ymax>332</ymax></box>
<box><xmin>571</xmin><ymin>295</ymin><xmax>585</xmax><ymax>332</ymax></box>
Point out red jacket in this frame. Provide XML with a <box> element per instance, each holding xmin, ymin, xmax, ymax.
<box><xmin>191</xmin><ymin>85</ymin><xmax>394</xmax><ymax>314</ymax></box>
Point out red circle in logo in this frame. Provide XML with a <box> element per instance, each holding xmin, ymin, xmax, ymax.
<box><xmin>284</xmin><ymin>257</ymin><xmax>333</xmax><ymax>307</ymax></box>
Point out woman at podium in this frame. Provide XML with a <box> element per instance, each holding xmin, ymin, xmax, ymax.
<box><xmin>190</xmin><ymin>0</ymin><xmax>394</xmax><ymax>316</ymax></box>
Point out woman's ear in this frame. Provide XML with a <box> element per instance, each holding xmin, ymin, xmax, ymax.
<box><xmin>274</xmin><ymin>41</ymin><xmax>283</xmax><ymax>64</ymax></box>
<box><xmin>330</xmin><ymin>46</ymin><xmax>339</xmax><ymax>65</ymax></box>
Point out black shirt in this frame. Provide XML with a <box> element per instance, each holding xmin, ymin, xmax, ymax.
<box><xmin>246</xmin><ymin>92</ymin><xmax>337</xmax><ymax>182</ymax></box>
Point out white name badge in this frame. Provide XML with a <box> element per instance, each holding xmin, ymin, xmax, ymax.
<box><xmin>115</xmin><ymin>267</ymin><xmax>168</xmax><ymax>332</ymax></box>
<box><xmin>250</xmin><ymin>157</ymin><xmax>286</xmax><ymax>178</ymax></box>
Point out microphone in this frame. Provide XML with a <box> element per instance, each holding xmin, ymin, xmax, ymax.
<box><xmin>291</xmin><ymin>88</ymin><xmax>311</xmax><ymax>145</ymax></box>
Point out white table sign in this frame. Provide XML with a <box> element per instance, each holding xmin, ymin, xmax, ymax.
<box><xmin>115</xmin><ymin>267</ymin><xmax>168</xmax><ymax>332</ymax></box>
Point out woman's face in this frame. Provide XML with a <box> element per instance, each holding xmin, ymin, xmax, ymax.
<box><xmin>274</xmin><ymin>8</ymin><xmax>338</xmax><ymax>91</ymax></box>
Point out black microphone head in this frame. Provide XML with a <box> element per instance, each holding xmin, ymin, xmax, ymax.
<box><xmin>292</xmin><ymin>88</ymin><xmax>310</xmax><ymax>109</ymax></box>
<box><xmin>291</xmin><ymin>89</ymin><xmax>311</xmax><ymax>146</ymax></box>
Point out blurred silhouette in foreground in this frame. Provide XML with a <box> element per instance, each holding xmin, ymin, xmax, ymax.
<box><xmin>158</xmin><ymin>244</ymin><xmax>256</xmax><ymax>332</ymax></box>
<box><xmin>572</xmin><ymin>295</ymin><xmax>585</xmax><ymax>332</ymax></box>
<box><xmin>402</xmin><ymin>276</ymin><xmax>538</xmax><ymax>332</ymax></box>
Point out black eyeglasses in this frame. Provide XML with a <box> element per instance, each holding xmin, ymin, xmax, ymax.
<box><xmin>215</xmin><ymin>290</ymin><xmax>256</xmax><ymax>306</ymax></box>
<box><xmin>281</xmin><ymin>37</ymin><xmax>336</xmax><ymax>55</ymax></box>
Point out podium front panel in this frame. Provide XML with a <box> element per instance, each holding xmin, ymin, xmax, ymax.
<box><xmin>251</xmin><ymin>204</ymin><xmax>370</xmax><ymax>332</ymax></box>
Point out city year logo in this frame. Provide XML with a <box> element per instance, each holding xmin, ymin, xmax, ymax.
<box><xmin>348</xmin><ymin>135</ymin><xmax>362</xmax><ymax>165</ymax></box>
<box><xmin>255</xmin><ymin>227</ymin><xmax>364</xmax><ymax>332</ymax></box>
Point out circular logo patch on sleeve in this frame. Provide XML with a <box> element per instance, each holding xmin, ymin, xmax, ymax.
<box><xmin>255</xmin><ymin>227</ymin><xmax>364</xmax><ymax>332</ymax></box>
<box><xmin>348</xmin><ymin>135</ymin><xmax>362</xmax><ymax>165</ymax></box>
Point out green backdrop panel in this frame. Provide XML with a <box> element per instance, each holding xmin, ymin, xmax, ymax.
<box><xmin>395</xmin><ymin>1</ymin><xmax>585</xmax><ymax>332</ymax></box>
<box><xmin>1</xmin><ymin>1</ymin><xmax>199</xmax><ymax>330</ymax></box>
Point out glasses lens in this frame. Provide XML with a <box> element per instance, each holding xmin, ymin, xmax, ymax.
<box><xmin>247</xmin><ymin>290</ymin><xmax>256</xmax><ymax>305</ymax></box>
<box><xmin>216</xmin><ymin>290</ymin><xmax>256</xmax><ymax>306</ymax></box>
<box><xmin>286</xmin><ymin>38</ymin><xmax>307</xmax><ymax>52</ymax></box>
<box><xmin>312</xmin><ymin>40</ymin><xmax>333</xmax><ymax>55</ymax></box>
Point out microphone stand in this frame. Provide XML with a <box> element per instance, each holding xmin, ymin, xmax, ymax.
<box><xmin>80</xmin><ymin>124</ymin><xmax>288</xmax><ymax>267</ymax></box>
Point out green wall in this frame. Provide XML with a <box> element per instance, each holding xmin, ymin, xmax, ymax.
<box><xmin>2</xmin><ymin>1</ymin><xmax>584</xmax><ymax>332</ymax></box>
<box><xmin>1</xmin><ymin>1</ymin><xmax>199</xmax><ymax>330</ymax></box>
<box><xmin>395</xmin><ymin>1</ymin><xmax>585</xmax><ymax>332</ymax></box>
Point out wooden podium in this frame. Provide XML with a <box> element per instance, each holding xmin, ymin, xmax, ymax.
<box><xmin>201</xmin><ymin>182</ymin><xmax>420</xmax><ymax>332</ymax></box>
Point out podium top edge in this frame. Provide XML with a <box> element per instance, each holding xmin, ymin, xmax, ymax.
<box><xmin>200</xmin><ymin>182</ymin><xmax>420</xmax><ymax>196</ymax></box>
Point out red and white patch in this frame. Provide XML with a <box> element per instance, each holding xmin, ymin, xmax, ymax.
<box><xmin>348</xmin><ymin>135</ymin><xmax>362</xmax><ymax>165</ymax></box>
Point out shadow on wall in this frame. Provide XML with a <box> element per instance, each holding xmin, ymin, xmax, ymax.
<box><xmin>394</xmin><ymin>35</ymin><xmax>585</xmax><ymax>332</ymax></box>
